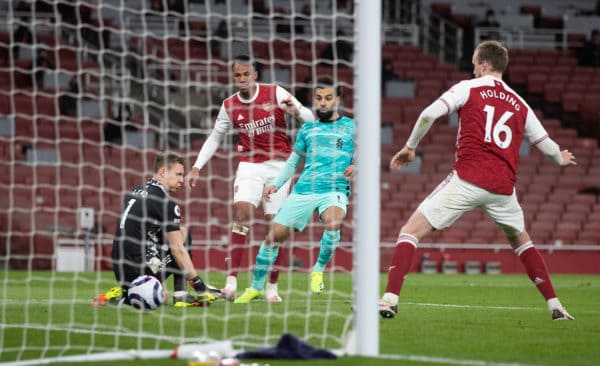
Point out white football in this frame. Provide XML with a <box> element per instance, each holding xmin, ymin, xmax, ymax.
<box><xmin>127</xmin><ymin>275</ymin><xmax>164</xmax><ymax>310</ymax></box>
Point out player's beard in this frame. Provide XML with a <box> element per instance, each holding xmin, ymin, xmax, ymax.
<box><xmin>316</xmin><ymin>109</ymin><xmax>334</xmax><ymax>121</ymax></box>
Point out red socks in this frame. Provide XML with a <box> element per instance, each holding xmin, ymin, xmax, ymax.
<box><xmin>516</xmin><ymin>243</ymin><xmax>557</xmax><ymax>300</ymax></box>
<box><xmin>228</xmin><ymin>228</ymin><xmax>248</xmax><ymax>277</ymax></box>
<box><xmin>384</xmin><ymin>234</ymin><xmax>418</xmax><ymax>295</ymax></box>
<box><xmin>269</xmin><ymin>248</ymin><xmax>286</xmax><ymax>284</ymax></box>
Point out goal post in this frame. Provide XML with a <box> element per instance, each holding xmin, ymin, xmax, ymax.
<box><xmin>354</xmin><ymin>0</ymin><xmax>381</xmax><ymax>357</ymax></box>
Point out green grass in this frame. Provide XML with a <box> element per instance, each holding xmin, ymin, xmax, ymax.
<box><xmin>1</xmin><ymin>271</ymin><xmax>599</xmax><ymax>366</ymax></box>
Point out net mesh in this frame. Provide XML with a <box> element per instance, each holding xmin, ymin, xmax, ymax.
<box><xmin>0</xmin><ymin>0</ymin><xmax>357</xmax><ymax>361</ymax></box>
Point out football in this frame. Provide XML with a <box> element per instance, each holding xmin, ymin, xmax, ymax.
<box><xmin>127</xmin><ymin>275</ymin><xmax>164</xmax><ymax>310</ymax></box>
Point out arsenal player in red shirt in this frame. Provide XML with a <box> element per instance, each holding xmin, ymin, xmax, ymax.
<box><xmin>379</xmin><ymin>41</ymin><xmax>577</xmax><ymax>321</ymax></box>
<box><xmin>185</xmin><ymin>55</ymin><xmax>314</xmax><ymax>302</ymax></box>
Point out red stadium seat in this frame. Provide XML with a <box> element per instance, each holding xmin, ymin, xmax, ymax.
<box><xmin>59</xmin><ymin>142</ymin><xmax>81</xmax><ymax>164</ymax></box>
<box><xmin>576</xmin><ymin>230</ymin><xmax>600</xmax><ymax>245</ymax></box>
<box><xmin>507</xmin><ymin>65</ymin><xmax>529</xmax><ymax>85</ymax></box>
<box><xmin>543</xmin><ymin>82</ymin><xmax>563</xmax><ymax>104</ymax></box>
<box><xmin>526</xmin><ymin>73</ymin><xmax>547</xmax><ymax>94</ymax></box>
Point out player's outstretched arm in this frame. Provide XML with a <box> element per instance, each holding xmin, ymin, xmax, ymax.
<box><xmin>186</xmin><ymin>106</ymin><xmax>231</xmax><ymax>190</ymax></box>
<box><xmin>186</xmin><ymin>129</ymin><xmax>225</xmax><ymax>190</ymax></box>
<box><xmin>276</xmin><ymin>85</ymin><xmax>315</xmax><ymax>122</ymax></box>
<box><xmin>560</xmin><ymin>149</ymin><xmax>577</xmax><ymax>166</ymax></box>
<box><xmin>404</xmin><ymin>99</ymin><xmax>449</xmax><ymax>150</ymax></box>
<box><xmin>531</xmin><ymin>133</ymin><xmax>577</xmax><ymax>167</ymax></box>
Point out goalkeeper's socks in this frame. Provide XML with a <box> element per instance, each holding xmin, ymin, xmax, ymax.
<box><xmin>250</xmin><ymin>242</ymin><xmax>279</xmax><ymax>291</ymax></box>
<box><xmin>313</xmin><ymin>230</ymin><xmax>340</xmax><ymax>273</ymax></box>
<box><xmin>384</xmin><ymin>234</ymin><xmax>418</xmax><ymax>295</ymax></box>
<box><xmin>516</xmin><ymin>242</ymin><xmax>557</xmax><ymax>300</ymax></box>
<box><xmin>189</xmin><ymin>276</ymin><xmax>207</xmax><ymax>292</ymax></box>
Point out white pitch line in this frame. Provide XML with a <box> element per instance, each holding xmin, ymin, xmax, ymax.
<box><xmin>378</xmin><ymin>352</ymin><xmax>538</xmax><ymax>366</ymax></box>
<box><xmin>0</xmin><ymin>324</ymin><xmax>539</xmax><ymax>366</ymax></box>
<box><xmin>0</xmin><ymin>323</ymin><xmax>199</xmax><ymax>344</ymax></box>
<box><xmin>1</xmin><ymin>299</ymin><xmax>93</xmax><ymax>305</ymax></box>
<box><xmin>402</xmin><ymin>302</ymin><xmax>539</xmax><ymax>311</ymax></box>
<box><xmin>0</xmin><ymin>299</ymin><xmax>543</xmax><ymax>312</ymax></box>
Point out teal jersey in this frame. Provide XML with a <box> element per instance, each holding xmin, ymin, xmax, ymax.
<box><xmin>292</xmin><ymin>116</ymin><xmax>355</xmax><ymax>195</ymax></box>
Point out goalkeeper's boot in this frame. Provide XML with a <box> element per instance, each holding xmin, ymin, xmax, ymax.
<box><xmin>310</xmin><ymin>271</ymin><xmax>324</xmax><ymax>294</ymax></box>
<box><xmin>379</xmin><ymin>299</ymin><xmax>398</xmax><ymax>319</ymax></box>
<box><xmin>234</xmin><ymin>288</ymin><xmax>261</xmax><ymax>304</ymax></box>
<box><xmin>205</xmin><ymin>283</ymin><xmax>224</xmax><ymax>299</ymax></box>
<box><xmin>551</xmin><ymin>308</ymin><xmax>574</xmax><ymax>320</ymax></box>
<box><xmin>265</xmin><ymin>282</ymin><xmax>283</xmax><ymax>303</ymax></box>
<box><xmin>173</xmin><ymin>292</ymin><xmax>215</xmax><ymax>307</ymax></box>
<box><xmin>91</xmin><ymin>286</ymin><xmax>123</xmax><ymax>307</ymax></box>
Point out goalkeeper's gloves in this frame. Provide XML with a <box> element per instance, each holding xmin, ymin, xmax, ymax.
<box><xmin>189</xmin><ymin>276</ymin><xmax>207</xmax><ymax>292</ymax></box>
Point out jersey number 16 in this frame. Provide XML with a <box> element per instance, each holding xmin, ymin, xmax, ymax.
<box><xmin>483</xmin><ymin>104</ymin><xmax>513</xmax><ymax>149</ymax></box>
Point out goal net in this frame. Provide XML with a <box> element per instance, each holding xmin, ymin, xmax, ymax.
<box><xmin>0</xmin><ymin>0</ymin><xmax>361</xmax><ymax>362</ymax></box>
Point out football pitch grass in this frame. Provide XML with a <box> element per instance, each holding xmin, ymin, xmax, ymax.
<box><xmin>1</xmin><ymin>271</ymin><xmax>599</xmax><ymax>366</ymax></box>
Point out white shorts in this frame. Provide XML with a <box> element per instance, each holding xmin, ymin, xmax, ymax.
<box><xmin>418</xmin><ymin>171</ymin><xmax>525</xmax><ymax>234</ymax></box>
<box><xmin>233</xmin><ymin>160</ymin><xmax>291</xmax><ymax>215</ymax></box>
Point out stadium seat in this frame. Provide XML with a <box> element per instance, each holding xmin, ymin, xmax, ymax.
<box><xmin>80</xmin><ymin>119</ymin><xmax>103</xmax><ymax>142</ymax></box>
<box><xmin>35</xmin><ymin>118</ymin><xmax>58</xmax><ymax>141</ymax></box>
<box><xmin>526</xmin><ymin>73</ymin><xmax>547</xmax><ymax>94</ymax></box>
<box><xmin>556</xmin><ymin>55</ymin><xmax>577</xmax><ymax>66</ymax></box>
<box><xmin>507</xmin><ymin>65</ymin><xmax>529</xmax><ymax>86</ymax></box>
<box><xmin>556</xmin><ymin>175</ymin><xmax>585</xmax><ymax>190</ymax></box>
<box><xmin>59</xmin><ymin>142</ymin><xmax>81</xmax><ymax>164</ymax></box>
<box><xmin>521</xmin><ymin>189</ymin><xmax>546</xmax><ymax>203</ymax></box>
<box><xmin>13</xmin><ymin>117</ymin><xmax>34</xmax><ymax>137</ymax></box>
<box><xmin>542</xmin><ymin>83</ymin><xmax>565</xmax><ymax>117</ymax></box>
<box><xmin>576</xmin><ymin>230</ymin><xmax>600</xmax><ymax>245</ymax></box>
<box><xmin>571</xmin><ymin>194</ymin><xmax>597</xmax><ymax>206</ymax></box>
<box><xmin>561</xmin><ymin>209</ymin><xmax>588</xmax><ymax>224</ymax></box>
<box><xmin>438</xmin><ymin>229</ymin><xmax>469</xmax><ymax>243</ymax></box>
<box><xmin>535</xmin><ymin>211</ymin><xmax>560</xmax><ymax>225</ymax></box>
<box><xmin>57</xmin><ymin>187</ymin><xmax>80</xmax><ymax>209</ymax></box>
<box><xmin>34</xmin><ymin>166</ymin><xmax>60</xmax><ymax>185</ymax></box>
<box><xmin>81</xmin><ymin>190</ymin><xmax>102</xmax><ymax>208</ymax></box>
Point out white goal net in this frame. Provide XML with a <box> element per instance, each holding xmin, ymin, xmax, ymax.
<box><xmin>0</xmin><ymin>0</ymin><xmax>368</xmax><ymax>362</ymax></box>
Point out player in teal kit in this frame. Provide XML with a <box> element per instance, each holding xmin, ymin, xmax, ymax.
<box><xmin>235</xmin><ymin>77</ymin><xmax>355</xmax><ymax>303</ymax></box>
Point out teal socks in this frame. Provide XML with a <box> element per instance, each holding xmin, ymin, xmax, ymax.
<box><xmin>313</xmin><ymin>230</ymin><xmax>340</xmax><ymax>272</ymax></box>
<box><xmin>250</xmin><ymin>242</ymin><xmax>280</xmax><ymax>291</ymax></box>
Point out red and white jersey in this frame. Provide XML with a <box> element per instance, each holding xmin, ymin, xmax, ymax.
<box><xmin>215</xmin><ymin>83</ymin><xmax>301</xmax><ymax>163</ymax></box>
<box><xmin>439</xmin><ymin>75</ymin><xmax>549</xmax><ymax>195</ymax></box>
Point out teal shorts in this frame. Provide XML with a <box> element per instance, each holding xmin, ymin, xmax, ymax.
<box><xmin>273</xmin><ymin>192</ymin><xmax>349</xmax><ymax>231</ymax></box>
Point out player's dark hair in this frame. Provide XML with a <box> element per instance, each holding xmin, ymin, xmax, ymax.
<box><xmin>153</xmin><ymin>153</ymin><xmax>185</xmax><ymax>173</ymax></box>
<box><xmin>475</xmin><ymin>40</ymin><xmax>508</xmax><ymax>73</ymax></box>
<box><xmin>232</xmin><ymin>54</ymin><xmax>256</xmax><ymax>71</ymax></box>
<box><xmin>315</xmin><ymin>76</ymin><xmax>340</xmax><ymax>96</ymax></box>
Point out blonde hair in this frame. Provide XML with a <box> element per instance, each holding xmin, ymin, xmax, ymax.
<box><xmin>475</xmin><ymin>41</ymin><xmax>509</xmax><ymax>73</ymax></box>
<box><xmin>153</xmin><ymin>153</ymin><xmax>184</xmax><ymax>173</ymax></box>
